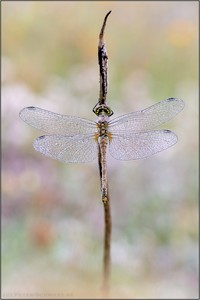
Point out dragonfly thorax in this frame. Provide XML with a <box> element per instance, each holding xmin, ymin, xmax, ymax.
<box><xmin>97</xmin><ymin>117</ymin><xmax>111</xmax><ymax>139</ymax></box>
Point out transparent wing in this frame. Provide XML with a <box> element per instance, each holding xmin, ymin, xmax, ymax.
<box><xmin>109</xmin><ymin>130</ymin><xmax>178</xmax><ymax>160</ymax></box>
<box><xmin>109</xmin><ymin>98</ymin><xmax>184</xmax><ymax>133</ymax></box>
<box><xmin>19</xmin><ymin>106</ymin><xmax>96</xmax><ymax>135</ymax></box>
<box><xmin>33</xmin><ymin>134</ymin><xmax>98</xmax><ymax>163</ymax></box>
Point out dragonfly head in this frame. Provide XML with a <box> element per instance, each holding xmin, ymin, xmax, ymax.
<box><xmin>93</xmin><ymin>104</ymin><xmax>113</xmax><ymax>117</ymax></box>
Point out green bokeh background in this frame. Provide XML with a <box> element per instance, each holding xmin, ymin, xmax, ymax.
<box><xmin>2</xmin><ymin>1</ymin><xmax>198</xmax><ymax>299</ymax></box>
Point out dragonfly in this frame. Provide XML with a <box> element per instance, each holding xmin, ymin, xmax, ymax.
<box><xmin>19</xmin><ymin>97</ymin><xmax>184</xmax><ymax>202</ymax></box>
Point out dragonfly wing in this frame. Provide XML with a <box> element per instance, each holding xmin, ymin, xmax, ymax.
<box><xmin>109</xmin><ymin>130</ymin><xmax>178</xmax><ymax>160</ymax></box>
<box><xmin>109</xmin><ymin>98</ymin><xmax>184</xmax><ymax>132</ymax></box>
<box><xmin>33</xmin><ymin>134</ymin><xmax>98</xmax><ymax>163</ymax></box>
<box><xmin>19</xmin><ymin>106</ymin><xmax>96</xmax><ymax>135</ymax></box>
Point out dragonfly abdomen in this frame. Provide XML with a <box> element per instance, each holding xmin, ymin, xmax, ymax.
<box><xmin>99</xmin><ymin>136</ymin><xmax>109</xmax><ymax>203</ymax></box>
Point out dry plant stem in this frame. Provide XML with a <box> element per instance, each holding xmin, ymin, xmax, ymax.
<box><xmin>98</xmin><ymin>144</ymin><xmax>111</xmax><ymax>296</ymax></box>
<box><xmin>103</xmin><ymin>197</ymin><xmax>111</xmax><ymax>295</ymax></box>
<box><xmin>98</xmin><ymin>10</ymin><xmax>111</xmax><ymax>105</ymax></box>
<box><xmin>97</xmin><ymin>11</ymin><xmax>112</xmax><ymax>297</ymax></box>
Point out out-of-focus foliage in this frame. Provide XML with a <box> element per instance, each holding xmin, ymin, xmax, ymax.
<box><xmin>2</xmin><ymin>2</ymin><xmax>198</xmax><ymax>299</ymax></box>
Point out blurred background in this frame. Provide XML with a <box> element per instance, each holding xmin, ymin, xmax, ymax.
<box><xmin>2</xmin><ymin>1</ymin><xmax>198</xmax><ymax>299</ymax></box>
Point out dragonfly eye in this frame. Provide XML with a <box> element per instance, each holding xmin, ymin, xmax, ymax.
<box><xmin>93</xmin><ymin>104</ymin><xmax>113</xmax><ymax>117</ymax></box>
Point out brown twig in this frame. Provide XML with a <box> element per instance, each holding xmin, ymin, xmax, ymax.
<box><xmin>96</xmin><ymin>11</ymin><xmax>112</xmax><ymax>297</ymax></box>
<box><xmin>102</xmin><ymin>196</ymin><xmax>111</xmax><ymax>296</ymax></box>
<box><xmin>93</xmin><ymin>11</ymin><xmax>112</xmax><ymax>116</ymax></box>
<box><xmin>98</xmin><ymin>142</ymin><xmax>112</xmax><ymax>296</ymax></box>
<box><xmin>98</xmin><ymin>10</ymin><xmax>111</xmax><ymax>105</ymax></box>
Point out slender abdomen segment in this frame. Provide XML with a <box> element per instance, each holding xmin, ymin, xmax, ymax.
<box><xmin>99</xmin><ymin>137</ymin><xmax>109</xmax><ymax>203</ymax></box>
